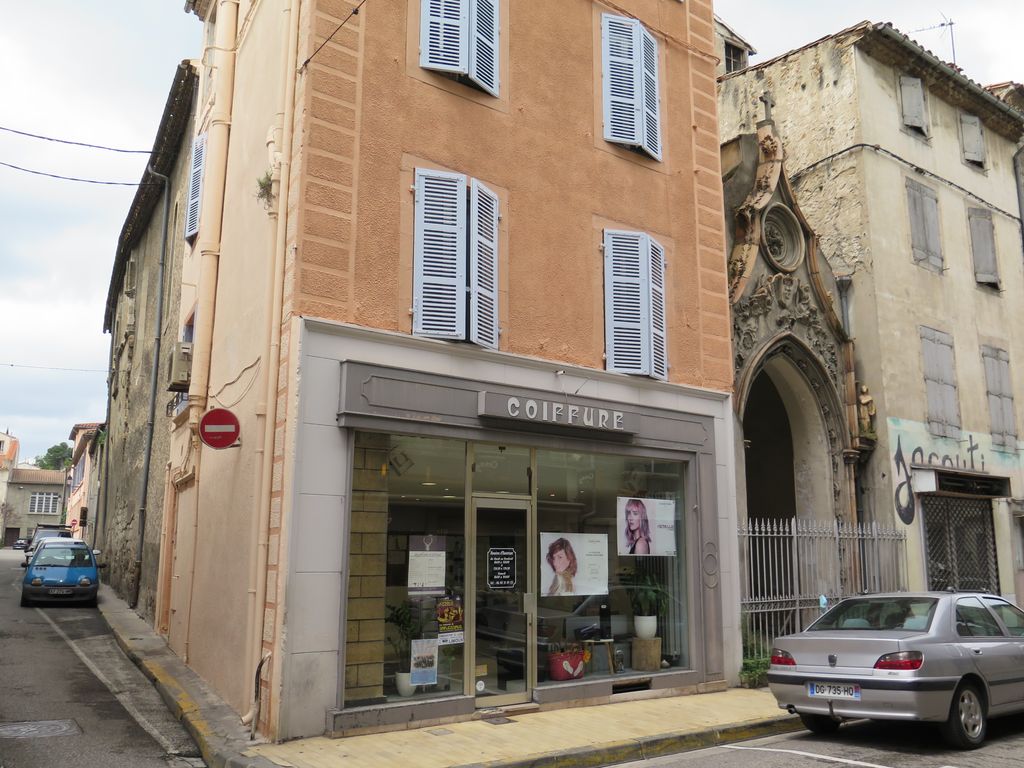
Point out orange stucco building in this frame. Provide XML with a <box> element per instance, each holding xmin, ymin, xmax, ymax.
<box><xmin>152</xmin><ymin>0</ymin><xmax>736</xmax><ymax>740</ymax></box>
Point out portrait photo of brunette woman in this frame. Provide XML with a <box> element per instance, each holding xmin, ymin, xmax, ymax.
<box><xmin>545</xmin><ymin>537</ymin><xmax>578</xmax><ymax>596</ymax></box>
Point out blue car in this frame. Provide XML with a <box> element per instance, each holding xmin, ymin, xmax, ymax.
<box><xmin>20</xmin><ymin>540</ymin><xmax>106</xmax><ymax>607</ymax></box>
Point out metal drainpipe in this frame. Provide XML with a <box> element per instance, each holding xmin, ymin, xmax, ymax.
<box><xmin>96</xmin><ymin>335</ymin><xmax>115</xmax><ymax>554</ymax></box>
<box><xmin>1014</xmin><ymin>145</ymin><xmax>1024</xmax><ymax>257</ymax></box>
<box><xmin>129</xmin><ymin>165</ymin><xmax>171</xmax><ymax>610</ymax></box>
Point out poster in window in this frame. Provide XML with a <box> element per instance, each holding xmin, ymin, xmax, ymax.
<box><xmin>436</xmin><ymin>596</ymin><xmax>465</xmax><ymax>645</ymax></box>
<box><xmin>408</xmin><ymin>535</ymin><xmax>446</xmax><ymax>595</ymax></box>
<box><xmin>410</xmin><ymin>638</ymin><xmax>439</xmax><ymax>685</ymax></box>
<box><xmin>540</xmin><ymin>532</ymin><xmax>608</xmax><ymax>597</ymax></box>
<box><xmin>616</xmin><ymin>497</ymin><xmax>676</xmax><ymax>556</ymax></box>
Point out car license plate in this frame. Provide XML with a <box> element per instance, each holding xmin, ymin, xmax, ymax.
<box><xmin>48</xmin><ymin>588</ymin><xmax>73</xmax><ymax>595</ymax></box>
<box><xmin>807</xmin><ymin>681</ymin><xmax>861</xmax><ymax>700</ymax></box>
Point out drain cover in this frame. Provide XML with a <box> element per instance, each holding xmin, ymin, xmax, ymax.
<box><xmin>0</xmin><ymin>720</ymin><xmax>82</xmax><ymax>739</ymax></box>
<box><xmin>483</xmin><ymin>716</ymin><xmax>514</xmax><ymax>725</ymax></box>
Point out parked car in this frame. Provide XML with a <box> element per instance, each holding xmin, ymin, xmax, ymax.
<box><xmin>23</xmin><ymin>527</ymin><xmax>73</xmax><ymax>563</ymax></box>
<box><xmin>20</xmin><ymin>539</ymin><xmax>107</xmax><ymax>608</ymax></box>
<box><xmin>768</xmin><ymin>591</ymin><xmax>1024</xmax><ymax>749</ymax></box>
<box><xmin>12</xmin><ymin>538</ymin><xmax>28</xmax><ymax>550</ymax></box>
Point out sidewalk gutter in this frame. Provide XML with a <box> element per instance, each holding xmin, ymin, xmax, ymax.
<box><xmin>97</xmin><ymin>584</ymin><xmax>279</xmax><ymax>768</ymax></box>
<box><xmin>454</xmin><ymin>716</ymin><xmax>802</xmax><ymax>768</ymax></box>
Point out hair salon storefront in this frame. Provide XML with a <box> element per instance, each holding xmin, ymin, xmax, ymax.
<box><xmin>281</xmin><ymin>321</ymin><xmax>738</xmax><ymax>738</ymax></box>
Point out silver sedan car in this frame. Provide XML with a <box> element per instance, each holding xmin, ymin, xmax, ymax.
<box><xmin>768</xmin><ymin>592</ymin><xmax>1024</xmax><ymax>749</ymax></box>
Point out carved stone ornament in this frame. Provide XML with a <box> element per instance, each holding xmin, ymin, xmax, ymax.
<box><xmin>732</xmin><ymin>273</ymin><xmax>840</xmax><ymax>387</ymax></box>
<box><xmin>760</xmin><ymin>204</ymin><xmax>805</xmax><ymax>273</ymax></box>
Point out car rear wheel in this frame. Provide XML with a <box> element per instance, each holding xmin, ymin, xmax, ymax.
<box><xmin>941</xmin><ymin>682</ymin><xmax>986</xmax><ymax>749</ymax></box>
<box><xmin>799</xmin><ymin>713</ymin><xmax>841</xmax><ymax>735</ymax></box>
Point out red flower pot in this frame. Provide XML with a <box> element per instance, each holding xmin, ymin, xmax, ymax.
<box><xmin>548</xmin><ymin>651</ymin><xmax>586</xmax><ymax>681</ymax></box>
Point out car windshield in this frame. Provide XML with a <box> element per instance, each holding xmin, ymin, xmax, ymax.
<box><xmin>809</xmin><ymin>597</ymin><xmax>937</xmax><ymax>631</ymax></box>
<box><xmin>35</xmin><ymin>547</ymin><xmax>93</xmax><ymax>568</ymax></box>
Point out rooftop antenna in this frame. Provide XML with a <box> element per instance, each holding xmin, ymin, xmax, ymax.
<box><xmin>911</xmin><ymin>15</ymin><xmax>956</xmax><ymax>66</ymax></box>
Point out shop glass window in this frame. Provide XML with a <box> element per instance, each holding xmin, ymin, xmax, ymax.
<box><xmin>344</xmin><ymin>432</ymin><xmax>467</xmax><ymax>705</ymax></box>
<box><xmin>535</xmin><ymin>450</ymin><xmax>687</xmax><ymax>683</ymax></box>
<box><xmin>471</xmin><ymin>443</ymin><xmax>530</xmax><ymax>495</ymax></box>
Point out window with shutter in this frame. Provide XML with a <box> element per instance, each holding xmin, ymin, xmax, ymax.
<box><xmin>968</xmin><ymin>208</ymin><xmax>999</xmax><ymax>286</ymax></box>
<box><xmin>469</xmin><ymin>179</ymin><xmax>499</xmax><ymax>349</ymax></box>
<box><xmin>982</xmin><ymin>346</ymin><xmax>1017</xmax><ymax>448</ymax></box>
<box><xmin>920</xmin><ymin>326</ymin><xmax>961</xmax><ymax>438</ymax></box>
<box><xmin>413</xmin><ymin>169</ymin><xmax>501</xmax><ymax>348</ymax></box>
<box><xmin>960</xmin><ymin>113</ymin><xmax>986</xmax><ymax>166</ymax></box>
<box><xmin>184</xmin><ymin>133</ymin><xmax>207</xmax><ymax>240</ymax></box>
<box><xmin>602</xmin><ymin>14</ymin><xmax>662</xmax><ymax>161</ymax></box>
<box><xmin>413</xmin><ymin>169</ymin><xmax>468</xmax><ymax>339</ymax></box>
<box><xmin>420</xmin><ymin>0</ymin><xmax>499</xmax><ymax>96</ymax></box>
<box><xmin>906</xmin><ymin>179</ymin><xmax>942</xmax><ymax>271</ymax></box>
<box><xmin>604</xmin><ymin>229</ymin><xmax>668</xmax><ymax>379</ymax></box>
<box><xmin>900</xmin><ymin>75</ymin><xmax>927</xmax><ymax>134</ymax></box>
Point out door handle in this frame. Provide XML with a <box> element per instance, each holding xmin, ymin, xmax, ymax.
<box><xmin>971</xmin><ymin>647</ymin><xmax>983</xmax><ymax>655</ymax></box>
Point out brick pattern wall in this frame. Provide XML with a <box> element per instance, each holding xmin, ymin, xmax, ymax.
<box><xmin>344</xmin><ymin>432</ymin><xmax>390</xmax><ymax>703</ymax></box>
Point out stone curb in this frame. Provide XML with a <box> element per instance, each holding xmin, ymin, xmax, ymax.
<box><xmin>456</xmin><ymin>714</ymin><xmax>802</xmax><ymax>768</ymax></box>
<box><xmin>96</xmin><ymin>585</ymin><xmax>280</xmax><ymax>768</ymax></box>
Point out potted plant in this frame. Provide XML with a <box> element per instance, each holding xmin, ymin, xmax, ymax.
<box><xmin>629</xmin><ymin>570</ymin><xmax>668</xmax><ymax>640</ymax></box>
<box><xmin>386</xmin><ymin>601</ymin><xmax>423</xmax><ymax>697</ymax></box>
<box><xmin>546</xmin><ymin>641</ymin><xmax>590</xmax><ymax>681</ymax></box>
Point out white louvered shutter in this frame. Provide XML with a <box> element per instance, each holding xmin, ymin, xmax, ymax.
<box><xmin>639</xmin><ymin>26</ymin><xmax>662</xmax><ymax>161</ymax></box>
<box><xmin>469</xmin><ymin>179</ymin><xmax>499</xmax><ymax>349</ymax></box>
<box><xmin>961</xmin><ymin>113</ymin><xmax>986</xmax><ymax>164</ymax></box>
<box><xmin>468</xmin><ymin>0</ymin><xmax>499</xmax><ymax>96</ymax></box>
<box><xmin>184</xmin><ymin>133</ymin><xmax>207</xmax><ymax>239</ymax></box>
<box><xmin>900</xmin><ymin>76</ymin><xmax>926</xmax><ymax>130</ymax></box>
<box><xmin>648</xmin><ymin>237</ymin><xmax>667</xmax><ymax>380</ymax></box>
<box><xmin>921</xmin><ymin>326</ymin><xmax>960</xmax><ymax>438</ymax></box>
<box><xmin>421</xmin><ymin>0</ymin><xmax>468</xmax><ymax>74</ymax></box>
<box><xmin>906</xmin><ymin>179</ymin><xmax>942</xmax><ymax>269</ymax></box>
<box><xmin>604</xmin><ymin>230</ymin><xmax>649</xmax><ymax>375</ymax></box>
<box><xmin>602</xmin><ymin>14</ymin><xmax>641</xmax><ymax>148</ymax></box>
<box><xmin>414</xmin><ymin>169</ymin><xmax>467</xmax><ymax>339</ymax></box>
<box><xmin>968</xmin><ymin>208</ymin><xmax>998</xmax><ymax>286</ymax></box>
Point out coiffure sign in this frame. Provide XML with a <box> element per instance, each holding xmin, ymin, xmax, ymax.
<box><xmin>478</xmin><ymin>392</ymin><xmax>639</xmax><ymax>434</ymax></box>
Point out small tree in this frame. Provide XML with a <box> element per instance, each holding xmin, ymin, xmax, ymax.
<box><xmin>35</xmin><ymin>443</ymin><xmax>72</xmax><ymax>470</ymax></box>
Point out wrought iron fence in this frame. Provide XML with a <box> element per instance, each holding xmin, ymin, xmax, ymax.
<box><xmin>739</xmin><ymin>517</ymin><xmax>908</xmax><ymax>661</ymax></box>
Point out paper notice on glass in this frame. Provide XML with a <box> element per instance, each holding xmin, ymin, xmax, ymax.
<box><xmin>410</xmin><ymin>638</ymin><xmax>438</xmax><ymax>685</ymax></box>
<box><xmin>408</xmin><ymin>535</ymin><xmax>446</xmax><ymax>595</ymax></box>
<box><xmin>436</xmin><ymin>597</ymin><xmax>465</xmax><ymax>645</ymax></box>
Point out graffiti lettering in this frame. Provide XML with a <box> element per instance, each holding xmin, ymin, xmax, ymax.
<box><xmin>893</xmin><ymin>436</ymin><xmax>914</xmax><ymax>524</ymax></box>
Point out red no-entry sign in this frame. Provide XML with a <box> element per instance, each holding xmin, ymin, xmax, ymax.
<box><xmin>199</xmin><ymin>408</ymin><xmax>241</xmax><ymax>449</ymax></box>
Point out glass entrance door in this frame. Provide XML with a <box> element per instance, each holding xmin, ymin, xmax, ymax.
<box><xmin>470</xmin><ymin>497</ymin><xmax>534</xmax><ymax>705</ymax></box>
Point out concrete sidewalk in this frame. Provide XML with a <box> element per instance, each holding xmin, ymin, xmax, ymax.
<box><xmin>98</xmin><ymin>584</ymin><xmax>800</xmax><ymax>768</ymax></box>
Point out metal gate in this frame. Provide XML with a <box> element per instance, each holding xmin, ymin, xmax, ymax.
<box><xmin>922</xmin><ymin>496</ymin><xmax>998</xmax><ymax>593</ymax></box>
<box><xmin>739</xmin><ymin>517</ymin><xmax>907</xmax><ymax>661</ymax></box>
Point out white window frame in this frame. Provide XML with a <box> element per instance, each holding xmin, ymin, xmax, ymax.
<box><xmin>603</xmin><ymin>229</ymin><xmax>668</xmax><ymax>380</ymax></box>
<box><xmin>601</xmin><ymin>13</ymin><xmax>662</xmax><ymax>161</ymax></box>
<box><xmin>412</xmin><ymin>168</ymin><xmax>500</xmax><ymax>349</ymax></box>
<box><xmin>29</xmin><ymin>492</ymin><xmax>61</xmax><ymax>516</ymax></box>
<box><xmin>419</xmin><ymin>0</ymin><xmax>500</xmax><ymax>97</ymax></box>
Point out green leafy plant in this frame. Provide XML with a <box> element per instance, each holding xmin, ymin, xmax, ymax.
<box><xmin>739</xmin><ymin>656</ymin><xmax>770</xmax><ymax>688</ymax></box>
<box><xmin>385</xmin><ymin>601</ymin><xmax>423</xmax><ymax>672</ymax></box>
<box><xmin>629</xmin><ymin>569</ymin><xmax>669</xmax><ymax>617</ymax></box>
<box><xmin>255</xmin><ymin>170</ymin><xmax>274</xmax><ymax>207</ymax></box>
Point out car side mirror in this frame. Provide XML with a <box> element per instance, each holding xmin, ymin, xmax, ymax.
<box><xmin>20</xmin><ymin>562</ymin><xmax>27</xmax><ymax>568</ymax></box>
<box><xmin>92</xmin><ymin>550</ymin><xmax>102</xmax><ymax>555</ymax></box>
<box><xmin>98</xmin><ymin>563</ymin><xmax>108</xmax><ymax>569</ymax></box>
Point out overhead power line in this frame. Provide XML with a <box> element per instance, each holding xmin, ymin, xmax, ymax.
<box><xmin>2</xmin><ymin>363</ymin><xmax>107</xmax><ymax>373</ymax></box>
<box><xmin>0</xmin><ymin>125</ymin><xmax>151</xmax><ymax>154</ymax></box>
<box><xmin>301</xmin><ymin>0</ymin><xmax>369</xmax><ymax>71</ymax></box>
<box><xmin>0</xmin><ymin>160</ymin><xmax>143</xmax><ymax>186</ymax></box>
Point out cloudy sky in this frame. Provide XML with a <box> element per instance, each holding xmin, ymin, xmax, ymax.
<box><xmin>0</xmin><ymin>3</ymin><xmax>198</xmax><ymax>463</ymax></box>
<box><xmin>1</xmin><ymin>1</ymin><xmax>1022</xmax><ymax>464</ymax></box>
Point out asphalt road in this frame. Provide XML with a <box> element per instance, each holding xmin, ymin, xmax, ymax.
<box><xmin>0</xmin><ymin>548</ymin><xmax>204</xmax><ymax>768</ymax></box>
<box><xmin>628</xmin><ymin>714</ymin><xmax>1024</xmax><ymax>768</ymax></box>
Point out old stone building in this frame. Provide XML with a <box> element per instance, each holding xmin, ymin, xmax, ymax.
<box><xmin>720</xmin><ymin>22</ymin><xmax>1024</xmax><ymax>601</ymax></box>
<box><xmin>101</xmin><ymin>62</ymin><xmax>197</xmax><ymax>620</ymax></box>
<box><xmin>144</xmin><ymin>0</ymin><xmax>737</xmax><ymax>741</ymax></box>
<box><xmin>3</xmin><ymin>468</ymin><xmax>66</xmax><ymax>540</ymax></box>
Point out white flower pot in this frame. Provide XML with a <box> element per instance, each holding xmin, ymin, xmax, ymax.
<box><xmin>395</xmin><ymin>671</ymin><xmax>416</xmax><ymax>697</ymax></box>
<box><xmin>634</xmin><ymin>615</ymin><xmax>658</xmax><ymax>640</ymax></box>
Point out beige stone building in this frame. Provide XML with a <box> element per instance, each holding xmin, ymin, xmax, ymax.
<box><xmin>719</xmin><ymin>23</ymin><xmax>1024</xmax><ymax>602</ymax></box>
<box><xmin>3</xmin><ymin>468</ymin><xmax>66</xmax><ymax>540</ymax></box>
<box><xmin>66</xmin><ymin>422</ymin><xmax>103</xmax><ymax>541</ymax></box>
<box><xmin>143</xmin><ymin>0</ymin><xmax>737</xmax><ymax>741</ymax></box>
